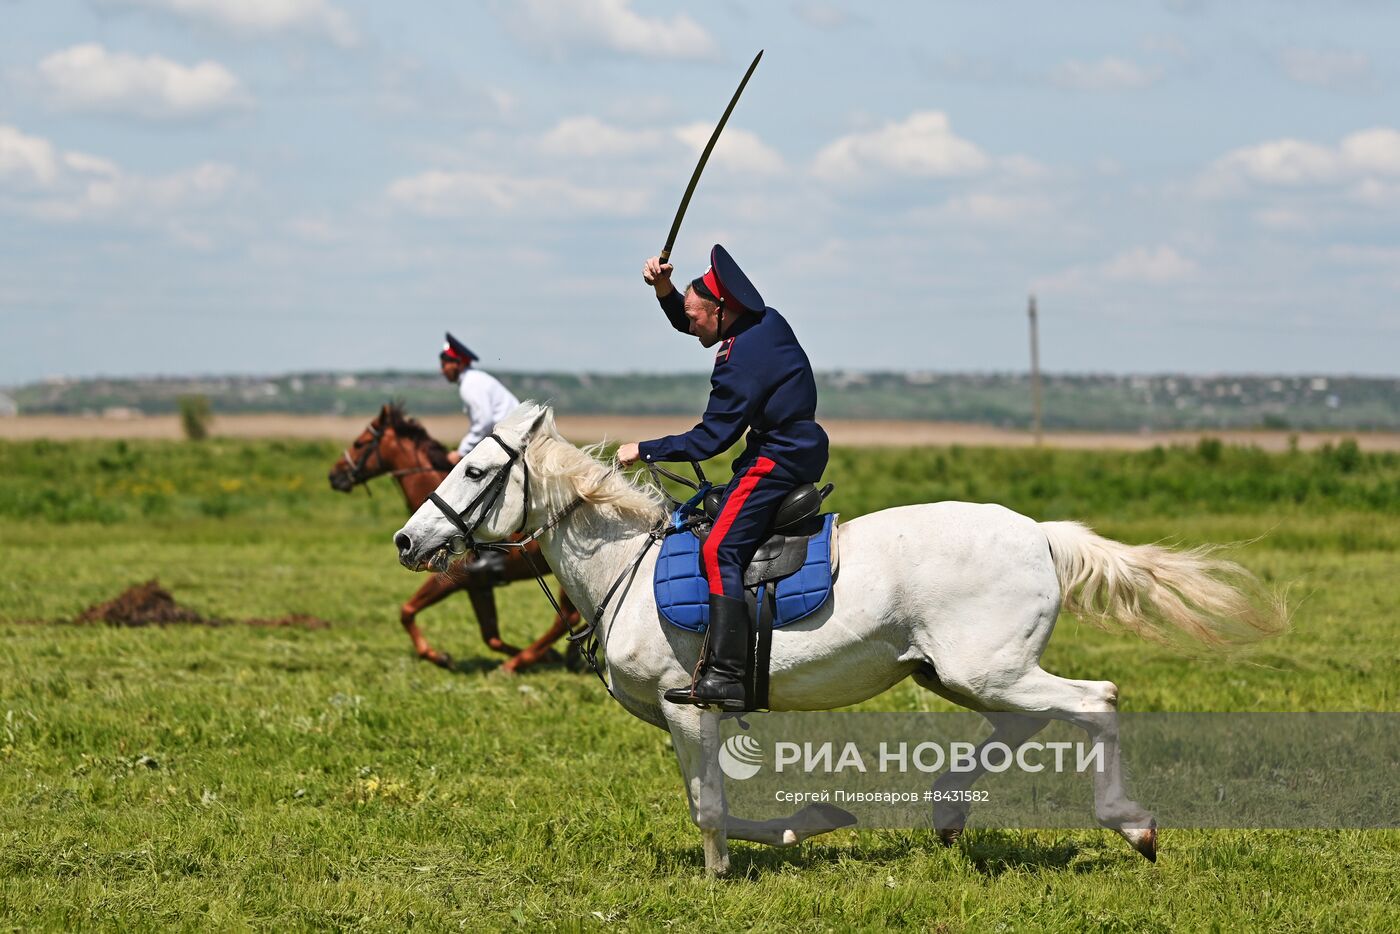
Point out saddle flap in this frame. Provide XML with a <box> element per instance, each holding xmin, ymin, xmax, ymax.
<box><xmin>744</xmin><ymin>533</ymin><xmax>806</xmax><ymax>587</ymax></box>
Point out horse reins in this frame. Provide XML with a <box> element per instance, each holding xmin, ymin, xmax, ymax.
<box><xmin>426</xmin><ymin>435</ymin><xmax>674</xmax><ymax>696</ymax></box>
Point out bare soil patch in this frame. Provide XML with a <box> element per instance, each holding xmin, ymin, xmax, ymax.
<box><xmin>72</xmin><ymin>579</ymin><xmax>330</xmax><ymax>629</ymax></box>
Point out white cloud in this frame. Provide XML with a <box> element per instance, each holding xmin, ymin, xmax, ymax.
<box><xmin>33</xmin><ymin>162</ymin><xmax>238</xmax><ymax>223</ymax></box>
<box><xmin>1101</xmin><ymin>245</ymin><xmax>1197</xmax><ymax>283</ymax></box>
<box><xmin>1340</xmin><ymin>128</ymin><xmax>1400</xmax><ymax>175</ymax></box>
<box><xmin>0</xmin><ymin>125</ymin><xmax>59</xmax><ymax>186</ymax></box>
<box><xmin>98</xmin><ymin>0</ymin><xmax>358</xmax><ymax>47</ymax></box>
<box><xmin>1348</xmin><ymin>177</ymin><xmax>1400</xmax><ymax>208</ymax></box>
<box><xmin>539</xmin><ymin>116</ymin><xmax>666</xmax><ymax>158</ymax></box>
<box><xmin>1209</xmin><ymin>138</ymin><xmax>1341</xmax><ymax>187</ymax></box>
<box><xmin>536</xmin><ymin>116</ymin><xmax>785</xmax><ymax>174</ymax></box>
<box><xmin>1278</xmin><ymin>48</ymin><xmax>1373</xmax><ymax>92</ymax></box>
<box><xmin>1051</xmin><ymin>56</ymin><xmax>1160</xmax><ymax>91</ymax></box>
<box><xmin>792</xmin><ymin>2</ymin><xmax>865</xmax><ymax>30</ymax></box>
<box><xmin>36</xmin><ymin>44</ymin><xmax>249</xmax><ymax>120</ymax></box>
<box><xmin>0</xmin><ymin>123</ymin><xmax>240</xmax><ymax>230</ymax></box>
<box><xmin>493</xmin><ymin>0</ymin><xmax>717</xmax><ymax>61</ymax></box>
<box><xmin>673</xmin><ymin>124</ymin><xmax>785</xmax><ymax>175</ymax></box>
<box><xmin>386</xmin><ymin>169</ymin><xmax>649</xmax><ymax>219</ymax></box>
<box><xmin>812</xmin><ymin>111</ymin><xmax>989</xmax><ymax>182</ymax></box>
<box><xmin>285</xmin><ymin>216</ymin><xmax>349</xmax><ymax>244</ymax></box>
<box><xmin>938</xmin><ymin>192</ymin><xmax>1054</xmax><ymax>224</ymax></box>
<box><xmin>62</xmin><ymin>151</ymin><xmax>122</xmax><ymax>178</ymax></box>
<box><xmin>1202</xmin><ymin>127</ymin><xmax>1400</xmax><ymax>194</ymax></box>
<box><xmin>1036</xmin><ymin>244</ymin><xmax>1197</xmax><ymax>294</ymax></box>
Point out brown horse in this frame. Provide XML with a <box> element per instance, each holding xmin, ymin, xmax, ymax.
<box><xmin>328</xmin><ymin>402</ymin><xmax>578</xmax><ymax>673</ymax></box>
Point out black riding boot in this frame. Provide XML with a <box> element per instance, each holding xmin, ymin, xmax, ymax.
<box><xmin>664</xmin><ymin>594</ymin><xmax>751</xmax><ymax>711</ymax></box>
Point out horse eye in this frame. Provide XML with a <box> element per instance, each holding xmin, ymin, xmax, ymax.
<box><xmin>463</xmin><ymin>466</ymin><xmax>485</xmax><ymax>480</ymax></box>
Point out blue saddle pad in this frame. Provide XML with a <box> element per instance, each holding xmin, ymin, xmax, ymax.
<box><xmin>655</xmin><ymin>513</ymin><xmax>836</xmax><ymax>633</ymax></box>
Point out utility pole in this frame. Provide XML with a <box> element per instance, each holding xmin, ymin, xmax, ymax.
<box><xmin>1028</xmin><ymin>294</ymin><xmax>1043</xmax><ymax>446</ymax></box>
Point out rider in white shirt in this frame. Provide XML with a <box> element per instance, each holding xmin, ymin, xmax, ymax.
<box><xmin>439</xmin><ymin>332</ymin><xmax>521</xmax><ymax>464</ymax></box>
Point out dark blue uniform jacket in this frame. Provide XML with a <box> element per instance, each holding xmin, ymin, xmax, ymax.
<box><xmin>638</xmin><ymin>289</ymin><xmax>829</xmax><ymax>483</ymax></box>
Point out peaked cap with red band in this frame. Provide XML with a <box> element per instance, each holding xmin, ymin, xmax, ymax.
<box><xmin>691</xmin><ymin>244</ymin><xmax>764</xmax><ymax>313</ymax></box>
<box><xmin>440</xmin><ymin>332</ymin><xmax>478</xmax><ymax>363</ymax></box>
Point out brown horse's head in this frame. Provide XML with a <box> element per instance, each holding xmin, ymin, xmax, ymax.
<box><xmin>328</xmin><ymin>402</ymin><xmax>452</xmax><ymax>493</ymax></box>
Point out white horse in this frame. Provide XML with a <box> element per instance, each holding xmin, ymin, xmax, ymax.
<box><xmin>393</xmin><ymin>404</ymin><xmax>1286</xmax><ymax>876</ymax></box>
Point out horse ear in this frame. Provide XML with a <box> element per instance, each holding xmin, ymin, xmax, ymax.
<box><xmin>523</xmin><ymin>403</ymin><xmax>551</xmax><ymax>440</ymax></box>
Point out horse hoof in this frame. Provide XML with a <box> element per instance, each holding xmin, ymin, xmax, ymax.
<box><xmin>704</xmin><ymin>859</ymin><xmax>732</xmax><ymax>879</ymax></box>
<box><xmin>937</xmin><ymin>826</ymin><xmax>963</xmax><ymax>847</ymax></box>
<box><xmin>1122</xmin><ymin>820</ymin><xmax>1157</xmax><ymax>862</ymax></box>
<box><xmin>418</xmin><ymin>651</ymin><xmax>454</xmax><ymax>671</ymax></box>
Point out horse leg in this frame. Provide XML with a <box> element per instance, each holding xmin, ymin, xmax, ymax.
<box><xmin>938</xmin><ymin>715</ymin><xmax>1049</xmax><ymax>846</ymax></box>
<box><xmin>501</xmin><ymin>589</ymin><xmax>577</xmax><ymax>674</ymax></box>
<box><xmin>912</xmin><ymin>670</ymin><xmax>1051</xmax><ymax>846</ymax></box>
<box><xmin>401</xmin><ymin>574</ymin><xmax>460</xmax><ymax>667</ymax></box>
<box><xmin>665</xmin><ymin>707</ymin><xmax>731</xmax><ymax>876</ymax></box>
<box><xmin>464</xmin><ymin>586</ymin><xmax>523</xmax><ymax>658</ymax></box>
<box><xmin>665</xmin><ymin>707</ymin><xmax>857</xmax><ymax>866</ymax></box>
<box><xmin>938</xmin><ymin>663</ymin><xmax>1157</xmax><ymax>861</ymax></box>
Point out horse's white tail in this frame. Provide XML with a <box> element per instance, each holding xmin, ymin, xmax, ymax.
<box><xmin>1040</xmin><ymin>521</ymin><xmax>1288</xmax><ymax>648</ymax></box>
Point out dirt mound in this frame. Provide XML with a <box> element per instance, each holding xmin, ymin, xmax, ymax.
<box><xmin>76</xmin><ymin>580</ymin><xmax>210</xmax><ymax>626</ymax></box>
<box><xmin>74</xmin><ymin>580</ymin><xmax>330</xmax><ymax>630</ymax></box>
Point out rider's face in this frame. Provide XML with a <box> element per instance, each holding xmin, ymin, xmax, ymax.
<box><xmin>684</xmin><ymin>288</ymin><xmax>724</xmax><ymax>348</ymax></box>
<box><xmin>440</xmin><ymin>359</ymin><xmax>464</xmax><ymax>383</ymax></box>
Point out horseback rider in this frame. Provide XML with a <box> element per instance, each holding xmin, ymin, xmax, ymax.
<box><xmin>439</xmin><ymin>332</ymin><xmax>520</xmax><ymax>579</ymax></box>
<box><xmin>439</xmin><ymin>332</ymin><xmax>521</xmax><ymax>465</ymax></box>
<box><xmin>617</xmin><ymin>246</ymin><xmax>829</xmax><ymax>711</ymax></box>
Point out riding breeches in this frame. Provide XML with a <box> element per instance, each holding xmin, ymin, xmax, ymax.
<box><xmin>703</xmin><ymin>456</ymin><xmax>797</xmax><ymax>600</ymax></box>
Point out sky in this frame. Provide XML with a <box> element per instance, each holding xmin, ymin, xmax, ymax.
<box><xmin>1</xmin><ymin>0</ymin><xmax>1398</xmax><ymax>383</ymax></box>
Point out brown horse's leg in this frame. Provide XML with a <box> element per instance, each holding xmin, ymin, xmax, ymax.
<box><xmin>402</xmin><ymin>574</ymin><xmax>461</xmax><ymax>668</ymax></box>
<box><xmin>465</xmin><ymin>585</ymin><xmax>523</xmax><ymax>657</ymax></box>
<box><xmin>502</xmin><ymin>590</ymin><xmax>579</xmax><ymax>674</ymax></box>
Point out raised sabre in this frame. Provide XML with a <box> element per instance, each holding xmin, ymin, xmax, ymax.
<box><xmin>659</xmin><ymin>49</ymin><xmax>764</xmax><ymax>265</ymax></box>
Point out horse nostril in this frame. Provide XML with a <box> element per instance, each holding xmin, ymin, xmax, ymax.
<box><xmin>395</xmin><ymin>532</ymin><xmax>412</xmax><ymax>556</ymax></box>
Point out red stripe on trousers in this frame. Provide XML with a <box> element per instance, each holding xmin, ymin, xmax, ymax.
<box><xmin>703</xmin><ymin>456</ymin><xmax>776</xmax><ymax>595</ymax></box>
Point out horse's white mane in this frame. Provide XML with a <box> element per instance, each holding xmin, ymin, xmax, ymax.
<box><xmin>514</xmin><ymin>404</ymin><xmax>667</xmax><ymax>525</ymax></box>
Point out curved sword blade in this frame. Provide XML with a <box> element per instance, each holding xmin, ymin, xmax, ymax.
<box><xmin>660</xmin><ymin>50</ymin><xmax>764</xmax><ymax>264</ymax></box>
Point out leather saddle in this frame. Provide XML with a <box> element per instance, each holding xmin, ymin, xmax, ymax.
<box><xmin>698</xmin><ymin>482</ymin><xmax>835</xmax><ymax>588</ymax></box>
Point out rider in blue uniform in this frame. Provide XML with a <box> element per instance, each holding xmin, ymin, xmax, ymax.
<box><xmin>617</xmin><ymin>245</ymin><xmax>828</xmax><ymax>711</ymax></box>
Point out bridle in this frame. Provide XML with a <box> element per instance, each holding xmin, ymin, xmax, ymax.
<box><xmin>338</xmin><ymin>419</ymin><xmax>438</xmax><ymax>494</ymax></box>
<box><xmin>427</xmin><ymin>433</ymin><xmax>532</xmax><ymax>556</ymax></box>
<box><xmin>424</xmin><ymin>431</ymin><xmax>665</xmax><ymax>697</ymax></box>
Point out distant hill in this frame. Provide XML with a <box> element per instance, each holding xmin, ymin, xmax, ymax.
<box><xmin>7</xmin><ymin>371</ymin><xmax>1399</xmax><ymax>431</ymax></box>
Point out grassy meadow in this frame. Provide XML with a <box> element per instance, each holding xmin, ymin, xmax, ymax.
<box><xmin>1</xmin><ymin>436</ymin><xmax>1397</xmax><ymax>931</ymax></box>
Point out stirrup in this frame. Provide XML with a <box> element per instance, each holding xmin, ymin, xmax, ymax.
<box><xmin>663</xmin><ymin>685</ymin><xmax>748</xmax><ymax>712</ymax></box>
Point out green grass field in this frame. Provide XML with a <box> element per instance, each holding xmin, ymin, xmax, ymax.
<box><xmin>1</xmin><ymin>438</ymin><xmax>1397</xmax><ymax>931</ymax></box>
